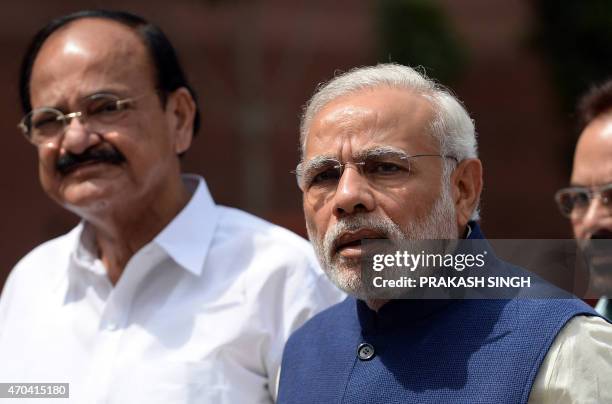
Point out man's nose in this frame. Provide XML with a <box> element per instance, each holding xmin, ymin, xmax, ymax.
<box><xmin>332</xmin><ymin>166</ymin><xmax>375</xmax><ymax>217</ymax></box>
<box><xmin>579</xmin><ymin>197</ymin><xmax>612</xmax><ymax>237</ymax></box>
<box><xmin>60</xmin><ymin>116</ymin><xmax>101</xmax><ymax>155</ymax></box>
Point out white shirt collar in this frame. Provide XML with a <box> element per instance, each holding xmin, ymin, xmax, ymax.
<box><xmin>71</xmin><ymin>174</ymin><xmax>218</xmax><ymax>277</ymax></box>
<box><xmin>153</xmin><ymin>174</ymin><xmax>218</xmax><ymax>276</ymax></box>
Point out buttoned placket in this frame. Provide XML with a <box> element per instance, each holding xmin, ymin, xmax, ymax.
<box><xmin>82</xmin><ymin>243</ymin><xmax>166</xmax><ymax>404</ymax></box>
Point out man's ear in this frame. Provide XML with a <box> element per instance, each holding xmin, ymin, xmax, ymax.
<box><xmin>165</xmin><ymin>87</ymin><xmax>196</xmax><ymax>154</ymax></box>
<box><xmin>450</xmin><ymin>158</ymin><xmax>483</xmax><ymax>229</ymax></box>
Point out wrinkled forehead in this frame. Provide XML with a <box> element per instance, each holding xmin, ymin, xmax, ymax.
<box><xmin>304</xmin><ymin>87</ymin><xmax>437</xmax><ymax>160</ymax></box>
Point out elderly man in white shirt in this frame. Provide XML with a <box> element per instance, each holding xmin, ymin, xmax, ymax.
<box><xmin>0</xmin><ymin>10</ymin><xmax>343</xmax><ymax>403</ymax></box>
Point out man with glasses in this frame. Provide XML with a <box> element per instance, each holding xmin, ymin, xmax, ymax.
<box><xmin>555</xmin><ymin>79</ymin><xmax>612</xmax><ymax>321</ymax></box>
<box><xmin>277</xmin><ymin>64</ymin><xmax>612</xmax><ymax>403</ymax></box>
<box><xmin>0</xmin><ymin>10</ymin><xmax>343</xmax><ymax>403</ymax></box>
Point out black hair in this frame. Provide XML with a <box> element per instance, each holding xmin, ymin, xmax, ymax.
<box><xmin>19</xmin><ymin>9</ymin><xmax>200</xmax><ymax>136</ymax></box>
<box><xmin>577</xmin><ymin>79</ymin><xmax>612</xmax><ymax>132</ymax></box>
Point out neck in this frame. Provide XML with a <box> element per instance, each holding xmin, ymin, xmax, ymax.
<box><xmin>365</xmin><ymin>298</ymin><xmax>389</xmax><ymax>312</ymax></box>
<box><xmin>83</xmin><ymin>176</ymin><xmax>190</xmax><ymax>285</ymax></box>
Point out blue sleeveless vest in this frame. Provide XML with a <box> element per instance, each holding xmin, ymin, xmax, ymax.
<box><xmin>278</xmin><ymin>225</ymin><xmax>598</xmax><ymax>404</ymax></box>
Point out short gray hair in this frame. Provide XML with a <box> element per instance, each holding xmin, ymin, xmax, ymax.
<box><xmin>299</xmin><ymin>63</ymin><xmax>480</xmax><ymax>220</ymax></box>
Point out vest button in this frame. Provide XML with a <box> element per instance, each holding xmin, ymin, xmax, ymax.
<box><xmin>357</xmin><ymin>342</ymin><xmax>375</xmax><ymax>361</ymax></box>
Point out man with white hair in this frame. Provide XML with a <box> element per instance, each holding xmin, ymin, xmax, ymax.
<box><xmin>277</xmin><ymin>64</ymin><xmax>612</xmax><ymax>403</ymax></box>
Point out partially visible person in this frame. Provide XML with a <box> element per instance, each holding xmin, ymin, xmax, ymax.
<box><xmin>555</xmin><ymin>79</ymin><xmax>612</xmax><ymax>320</ymax></box>
<box><xmin>278</xmin><ymin>63</ymin><xmax>612</xmax><ymax>404</ymax></box>
<box><xmin>0</xmin><ymin>10</ymin><xmax>343</xmax><ymax>403</ymax></box>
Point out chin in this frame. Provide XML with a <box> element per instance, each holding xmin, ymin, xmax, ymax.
<box><xmin>64</xmin><ymin>180</ymin><xmax>120</xmax><ymax>201</ymax></box>
<box><xmin>327</xmin><ymin>264</ymin><xmax>375</xmax><ymax>300</ymax></box>
<box><xmin>60</xmin><ymin>199</ymin><xmax>109</xmax><ymax>217</ymax></box>
<box><xmin>328</xmin><ymin>264</ymin><xmax>362</xmax><ymax>292</ymax></box>
<box><xmin>57</xmin><ymin>189</ymin><xmax>121</xmax><ymax>216</ymax></box>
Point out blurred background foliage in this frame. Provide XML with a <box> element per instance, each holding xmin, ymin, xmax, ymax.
<box><xmin>376</xmin><ymin>0</ymin><xmax>467</xmax><ymax>85</ymax></box>
<box><xmin>532</xmin><ymin>0</ymin><xmax>612</xmax><ymax>125</ymax></box>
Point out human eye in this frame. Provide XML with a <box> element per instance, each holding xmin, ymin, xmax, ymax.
<box><xmin>32</xmin><ymin>112</ymin><xmax>59</xmax><ymax>128</ymax></box>
<box><xmin>571</xmin><ymin>190</ymin><xmax>590</xmax><ymax>207</ymax></box>
<box><xmin>88</xmin><ymin>98</ymin><xmax>121</xmax><ymax>115</ymax></box>
<box><xmin>312</xmin><ymin>168</ymin><xmax>341</xmax><ymax>183</ymax></box>
<box><xmin>557</xmin><ymin>188</ymin><xmax>589</xmax><ymax>216</ymax></box>
<box><xmin>365</xmin><ymin>160</ymin><xmax>404</xmax><ymax>175</ymax></box>
<box><xmin>30</xmin><ymin>110</ymin><xmax>62</xmax><ymax>135</ymax></box>
<box><xmin>303</xmin><ymin>164</ymin><xmax>341</xmax><ymax>189</ymax></box>
<box><xmin>599</xmin><ymin>185</ymin><xmax>612</xmax><ymax>204</ymax></box>
<box><xmin>86</xmin><ymin>94</ymin><xmax>131</xmax><ymax>118</ymax></box>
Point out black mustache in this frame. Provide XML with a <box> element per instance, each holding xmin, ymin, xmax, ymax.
<box><xmin>591</xmin><ymin>229</ymin><xmax>612</xmax><ymax>239</ymax></box>
<box><xmin>583</xmin><ymin>232</ymin><xmax>612</xmax><ymax>259</ymax></box>
<box><xmin>56</xmin><ymin>147</ymin><xmax>125</xmax><ymax>175</ymax></box>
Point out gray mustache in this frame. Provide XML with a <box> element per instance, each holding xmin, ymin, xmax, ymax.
<box><xmin>325</xmin><ymin>215</ymin><xmax>403</xmax><ymax>252</ymax></box>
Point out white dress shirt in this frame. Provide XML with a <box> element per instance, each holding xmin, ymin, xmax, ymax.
<box><xmin>0</xmin><ymin>175</ymin><xmax>345</xmax><ymax>404</ymax></box>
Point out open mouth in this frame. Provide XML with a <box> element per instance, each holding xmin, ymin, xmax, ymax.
<box><xmin>334</xmin><ymin>229</ymin><xmax>387</xmax><ymax>258</ymax></box>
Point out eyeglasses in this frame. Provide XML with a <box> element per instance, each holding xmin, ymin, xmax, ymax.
<box><xmin>294</xmin><ymin>149</ymin><xmax>457</xmax><ymax>198</ymax></box>
<box><xmin>554</xmin><ymin>183</ymin><xmax>612</xmax><ymax>218</ymax></box>
<box><xmin>18</xmin><ymin>93</ymin><xmax>151</xmax><ymax>146</ymax></box>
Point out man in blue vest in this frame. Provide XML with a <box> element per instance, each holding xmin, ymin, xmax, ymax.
<box><xmin>278</xmin><ymin>64</ymin><xmax>612</xmax><ymax>403</ymax></box>
<box><xmin>555</xmin><ymin>79</ymin><xmax>612</xmax><ymax>321</ymax></box>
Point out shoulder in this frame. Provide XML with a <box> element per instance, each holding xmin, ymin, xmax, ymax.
<box><xmin>215</xmin><ymin>206</ymin><xmax>315</xmax><ymax>252</ymax></box>
<box><xmin>213</xmin><ymin>206</ymin><xmax>320</xmax><ymax>271</ymax></box>
<box><xmin>1</xmin><ymin>226</ymin><xmax>79</xmax><ymax>328</ymax></box>
<box><xmin>210</xmin><ymin>205</ymin><xmax>344</xmax><ymax>303</ymax></box>
<box><xmin>478</xmin><ymin>297</ymin><xmax>598</xmax><ymax>339</ymax></box>
<box><xmin>557</xmin><ymin>314</ymin><xmax>612</xmax><ymax>340</ymax></box>
<box><xmin>529</xmin><ymin>315</ymin><xmax>612</xmax><ymax>403</ymax></box>
<box><xmin>287</xmin><ymin>296</ymin><xmax>354</xmax><ymax>345</ymax></box>
<box><xmin>551</xmin><ymin>315</ymin><xmax>612</xmax><ymax>362</ymax></box>
<box><xmin>545</xmin><ymin>314</ymin><xmax>612</xmax><ymax>357</ymax></box>
<box><xmin>503</xmin><ymin>296</ymin><xmax>596</xmax><ymax>320</ymax></box>
<box><xmin>8</xmin><ymin>225</ymin><xmax>80</xmax><ymax>287</ymax></box>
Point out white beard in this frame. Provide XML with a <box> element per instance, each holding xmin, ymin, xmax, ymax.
<box><xmin>307</xmin><ymin>180</ymin><xmax>458</xmax><ymax>300</ymax></box>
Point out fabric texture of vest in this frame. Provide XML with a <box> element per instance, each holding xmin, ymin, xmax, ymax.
<box><xmin>277</xmin><ymin>223</ymin><xmax>599</xmax><ymax>404</ymax></box>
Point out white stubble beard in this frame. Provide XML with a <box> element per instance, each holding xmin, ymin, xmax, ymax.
<box><xmin>306</xmin><ymin>178</ymin><xmax>459</xmax><ymax>300</ymax></box>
